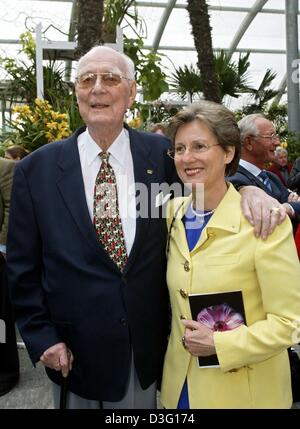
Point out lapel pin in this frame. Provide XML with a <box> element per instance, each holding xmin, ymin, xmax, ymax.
<box><xmin>147</xmin><ymin>169</ymin><xmax>153</xmax><ymax>175</ymax></box>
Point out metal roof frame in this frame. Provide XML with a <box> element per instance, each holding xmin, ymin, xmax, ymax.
<box><xmin>1</xmin><ymin>0</ymin><xmax>300</xmax><ymax>105</ymax></box>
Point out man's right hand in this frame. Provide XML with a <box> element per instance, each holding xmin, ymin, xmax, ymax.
<box><xmin>239</xmin><ymin>186</ymin><xmax>286</xmax><ymax>239</ymax></box>
<box><xmin>40</xmin><ymin>342</ymin><xmax>74</xmax><ymax>377</ymax></box>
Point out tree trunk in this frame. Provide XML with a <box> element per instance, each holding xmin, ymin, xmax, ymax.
<box><xmin>187</xmin><ymin>0</ymin><xmax>221</xmax><ymax>103</ymax></box>
<box><xmin>74</xmin><ymin>0</ymin><xmax>105</xmax><ymax>60</ymax></box>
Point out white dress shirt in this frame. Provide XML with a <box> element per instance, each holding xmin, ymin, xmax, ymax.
<box><xmin>78</xmin><ymin>128</ymin><xmax>136</xmax><ymax>255</ymax></box>
<box><xmin>239</xmin><ymin>159</ymin><xmax>262</xmax><ymax>177</ymax></box>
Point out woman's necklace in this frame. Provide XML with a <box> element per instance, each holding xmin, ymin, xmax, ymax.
<box><xmin>190</xmin><ymin>204</ymin><xmax>216</xmax><ymax>218</ymax></box>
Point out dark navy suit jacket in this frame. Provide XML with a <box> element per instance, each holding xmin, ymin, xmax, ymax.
<box><xmin>7</xmin><ymin>126</ymin><xmax>178</xmax><ymax>401</ymax></box>
<box><xmin>228</xmin><ymin>165</ymin><xmax>300</xmax><ymax>231</ymax></box>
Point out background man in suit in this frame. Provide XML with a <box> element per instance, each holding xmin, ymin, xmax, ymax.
<box><xmin>7</xmin><ymin>48</ymin><xmax>286</xmax><ymax>409</ymax></box>
<box><xmin>0</xmin><ymin>157</ymin><xmax>19</xmax><ymax>396</ymax></box>
<box><xmin>229</xmin><ymin>113</ymin><xmax>300</xmax><ymax>231</ymax></box>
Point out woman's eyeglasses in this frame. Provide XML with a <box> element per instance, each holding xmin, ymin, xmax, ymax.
<box><xmin>75</xmin><ymin>72</ymin><xmax>132</xmax><ymax>89</ymax></box>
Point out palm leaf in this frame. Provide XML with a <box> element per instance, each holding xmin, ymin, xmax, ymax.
<box><xmin>169</xmin><ymin>64</ymin><xmax>202</xmax><ymax>102</ymax></box>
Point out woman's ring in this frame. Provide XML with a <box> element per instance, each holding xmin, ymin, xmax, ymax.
<box><xmin>270</xmin><ymin>207</ymin><xmax>280</xmax><ymax>214</ymax></box>
<box><xmin>182</xmin><ymin>336</ymin><xmax>186</xmax><ymax>348</ymax></box>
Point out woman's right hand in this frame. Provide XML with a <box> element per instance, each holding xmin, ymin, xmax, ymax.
<box><xmin>181</xmin><ymin>319</ymin><xmax>216</xmax><ymax>357</ymax></box>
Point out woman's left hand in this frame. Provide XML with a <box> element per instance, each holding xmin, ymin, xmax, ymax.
<box><xmin>181</xmin><ymin>319</ymin><xmax>216</xmax><ymax>357</ymax></box>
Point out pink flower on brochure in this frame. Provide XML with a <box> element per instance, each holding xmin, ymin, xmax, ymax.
<box><xmin>197</xmin><ymin>303</ymin><xmax>244</xmax><ymax>332</ymax></box>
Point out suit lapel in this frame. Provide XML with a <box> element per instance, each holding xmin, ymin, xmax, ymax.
<box><xmin>238</xmin><ymin>165</ymin><xmax>272</xmax><ymax>194</ymax></box>
<box><xmin>169</xmin><ymin>197</ymin><xmax>192</xmax><ymax>261</ymax></box>
<box><xmin>56</xmin><ymin>130</ymin><xmax>119</xmax><ymax>272</ymax></box>
<box><xmin>124</xmin><ymin>128</ymin><xmax>157</xmax><ymax>273</ymax></box>
<box><xmin>265</xmin><ymin>171</ymin><xmax>283</xmax><ymax>200</ymax></box>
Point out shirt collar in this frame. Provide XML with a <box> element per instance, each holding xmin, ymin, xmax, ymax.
<box><xmin>174</xmin><ymin>183</ymin><xmax>241</xmax><ymax>235</ymax></box>
<box><xmin>84</xmin><ymin>128</ymin><xmax>129</xmax><ymax>167</ymax></box>
<box><xmin>239</xmin><ymin>159</ymin><xmax>262</xmax><ymax>177</ymax></box>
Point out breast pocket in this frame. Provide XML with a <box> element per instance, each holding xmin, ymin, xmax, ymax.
<box><xmin>204</xmin><ymin>254</ymin><xmax>240</xmax><ymax>266</ymax></box>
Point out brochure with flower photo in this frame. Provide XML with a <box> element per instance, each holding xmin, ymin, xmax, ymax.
<box><xmin>188</xmin><ymin>290</ymin><xmax>246</xmax><ymax>368</ymax></box>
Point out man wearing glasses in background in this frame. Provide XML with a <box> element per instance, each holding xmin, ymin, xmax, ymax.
<box><xmin>7</xmin><ymin>48</ymin><xmax>285</xmax><ymax>409</ymax></box>
<box><xmin>229</xmin><ymin>113</ymin><xmax>300</xmax><ymax>230</ymax></box>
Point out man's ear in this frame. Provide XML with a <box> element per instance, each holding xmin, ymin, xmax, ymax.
<box><xmin>244</xmin><ymin>136</ymin><xmax>253</xmax><ymax>151</ymax></box>
<box><xmin>127</xmin><ymin>81</ymin><xmax>137</xmax><ymax>109</ymax></box>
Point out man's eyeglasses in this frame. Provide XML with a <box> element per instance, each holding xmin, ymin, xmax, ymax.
<box><xmin>167</xmin><ymin>142</ymin><xmax>220</xmax><ymax>159</ymax></box>
<box><xmin>75</xmin><ymin>72</ymin><xmax>132</xmax><ymax>89</ymax></box>
<box><xmin>252</xmin><ymin>133</ymin><xmax>280</xmax><ymax>141</ymax></box>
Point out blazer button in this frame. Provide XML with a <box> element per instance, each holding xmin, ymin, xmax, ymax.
<box><xmin>120</xmin><ymin>318</ymin><xmax>127</xmax><ymax>327</ymax></box>
<box><xmin>180</xmin><ymin>315</ymin><xmax>187</xmax><ymax>320</ymax></box>
<box><xmin>180</xmin><ymin>288</ymin><xmax>188</xmax><ymax>299</ymax></box>
<box><xmin>183</xmin><ymin>261</ymin><xmax>190</xmax><ymax>272</ymax></box>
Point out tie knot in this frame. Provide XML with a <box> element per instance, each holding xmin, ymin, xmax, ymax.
<box><xmin>259</xmin><ymin>170</ymin><xmax>269</xmax><ymax>180</ymax></box>
<box><xmin>100</xmin><ymin>152</ymin><xmax>110</xmax><ymax>163</ymax></box>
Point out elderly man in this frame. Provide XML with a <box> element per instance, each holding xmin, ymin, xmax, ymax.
<box><xmin>0</xmin><ymin>157</ymin><xmax>19</xmax><ymax>396</ymax></box>
<box><xmin>229</xmin><ymin>113</ymin><xmax>300</xmax><ymax>230</ymax></box>
<box><xmin>7</xmin><ymin>47</ymin><xmax>284</xmax><ymax>409</ymax></box>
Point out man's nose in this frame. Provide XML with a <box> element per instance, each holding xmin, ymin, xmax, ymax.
<box><xmin>93</xmin><ymin>76</ymin><xmax>105</xmax><ymax>90</ymax></box>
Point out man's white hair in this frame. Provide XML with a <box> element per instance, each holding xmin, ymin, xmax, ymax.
<box><xmin>76</xmin><ymin>46</ymin><xmax>135</xmax><ymax>80</ymax></box>
<box><xmin>238</xmin><ymin>113</ymin><xmax>266</xmax><ymax>145</ymax></box>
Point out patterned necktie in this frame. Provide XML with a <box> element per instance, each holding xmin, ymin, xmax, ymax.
<box><xmin>93</xmin><ymin>152</ymin><xmax>128</xmax><ymax>271</ymax></box>
<box><xmin>258</xmin><ymin>170</ymin><xmax>273</xmax><ymax>192</ymax></box>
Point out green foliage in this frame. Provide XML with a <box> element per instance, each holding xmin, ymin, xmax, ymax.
<box><xmin>19</xmin><ymin>31</ymin><xmax>36</xmax><ymax>61</ymax></box>
<box><xmin>0</xmin><ymin>30</ymin><xmax>83</xmax><ymax>150</ymax></box>
<box><xmin>104</xmin><ymin>0</ymin><xmax>138</xmax><ymax>35</ymax></box>
<box><xmin>139</xmin><ymin>100</ymin><xmax>179</xmax><ymax>125</ymax></box>
<box><xmin>266</xmin><ymin>103</ymin><xmax>300</xmax><ymax>161</ymax></box>
<box><xmin>124</xmin><ymin>37</ymin><xmax>169</xmax><ymax>101</ymax></box>
<box><xmin>214</xmin><ymin>51</ymin><xmax>253</xmax><ymax>99</ymax></box>
<box><xmin>170</xmin><ymin>64</ymin><xmax>202</xmax><ymax>102</ymax></box>
<box><xmin>139</xmin><ymin>51</ymin><xmax>169</xmax><ymax>101</ymax></box>
<box><xmin>241</xmin><ymin>70</ymin><xmax>279</xmax><ymax>114</ymax></box>
<box><xmin>283</xmin><ymin>132</ymin><xmax>300</xmax><ymax>162</ymax></box>
<box><xmin>0</xmin><ymin>57</ymin><xmax>36</xmax><ymax>105</ymax></box>
<box><xmin>124</xmin><ymin>35</ymin><xmax>143</xmax><ymax>65</ymax></box>
<box><xmin>43</xmin><ymin>65</ymin><xmax>71</xmax><ymax>107</ymax></box>
<box><xmin>265</xmin><ymin>103</ymin><xmax>289</xmax><ymax>137</ymax></box>
<box><xmin>0</xmin><ymin>31</ymin><xmax>72</xmax><ymax>108</ymax></box>
<box><xmin>64</xmin><ymin>93</ymin><xmax>85</xmax><ymax>132</ymax></box>
<box><xmin>127</xmin><ymin>100</ymin><xmax>179</xmax><ymax>131</ymax></box>
<box><xmin>169</xmin><ymin>51</ymin><xmax>255</xmax><ymax>102</ymax></box>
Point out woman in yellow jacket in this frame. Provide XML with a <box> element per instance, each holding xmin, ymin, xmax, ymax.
<box><xmin>160</xmin><ymin>101</ymin><xmax>300</xmax><ymax>409</ymax></box>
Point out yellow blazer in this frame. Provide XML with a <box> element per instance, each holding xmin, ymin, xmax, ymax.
<box><xmin>0</xmin><ymin>158</ymin><xmax>16</xmax><ymax>246</ymax></box>
<box><xmin>161</xmin><ymin>184</ymin><xmax>300</xmax><ymax>409</ymax></box>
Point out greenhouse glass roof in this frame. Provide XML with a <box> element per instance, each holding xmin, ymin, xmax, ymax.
<box><xmin>0</xmin><ymin>0</ymin><xmax>299</xmax><ymax>109</ymax></box>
